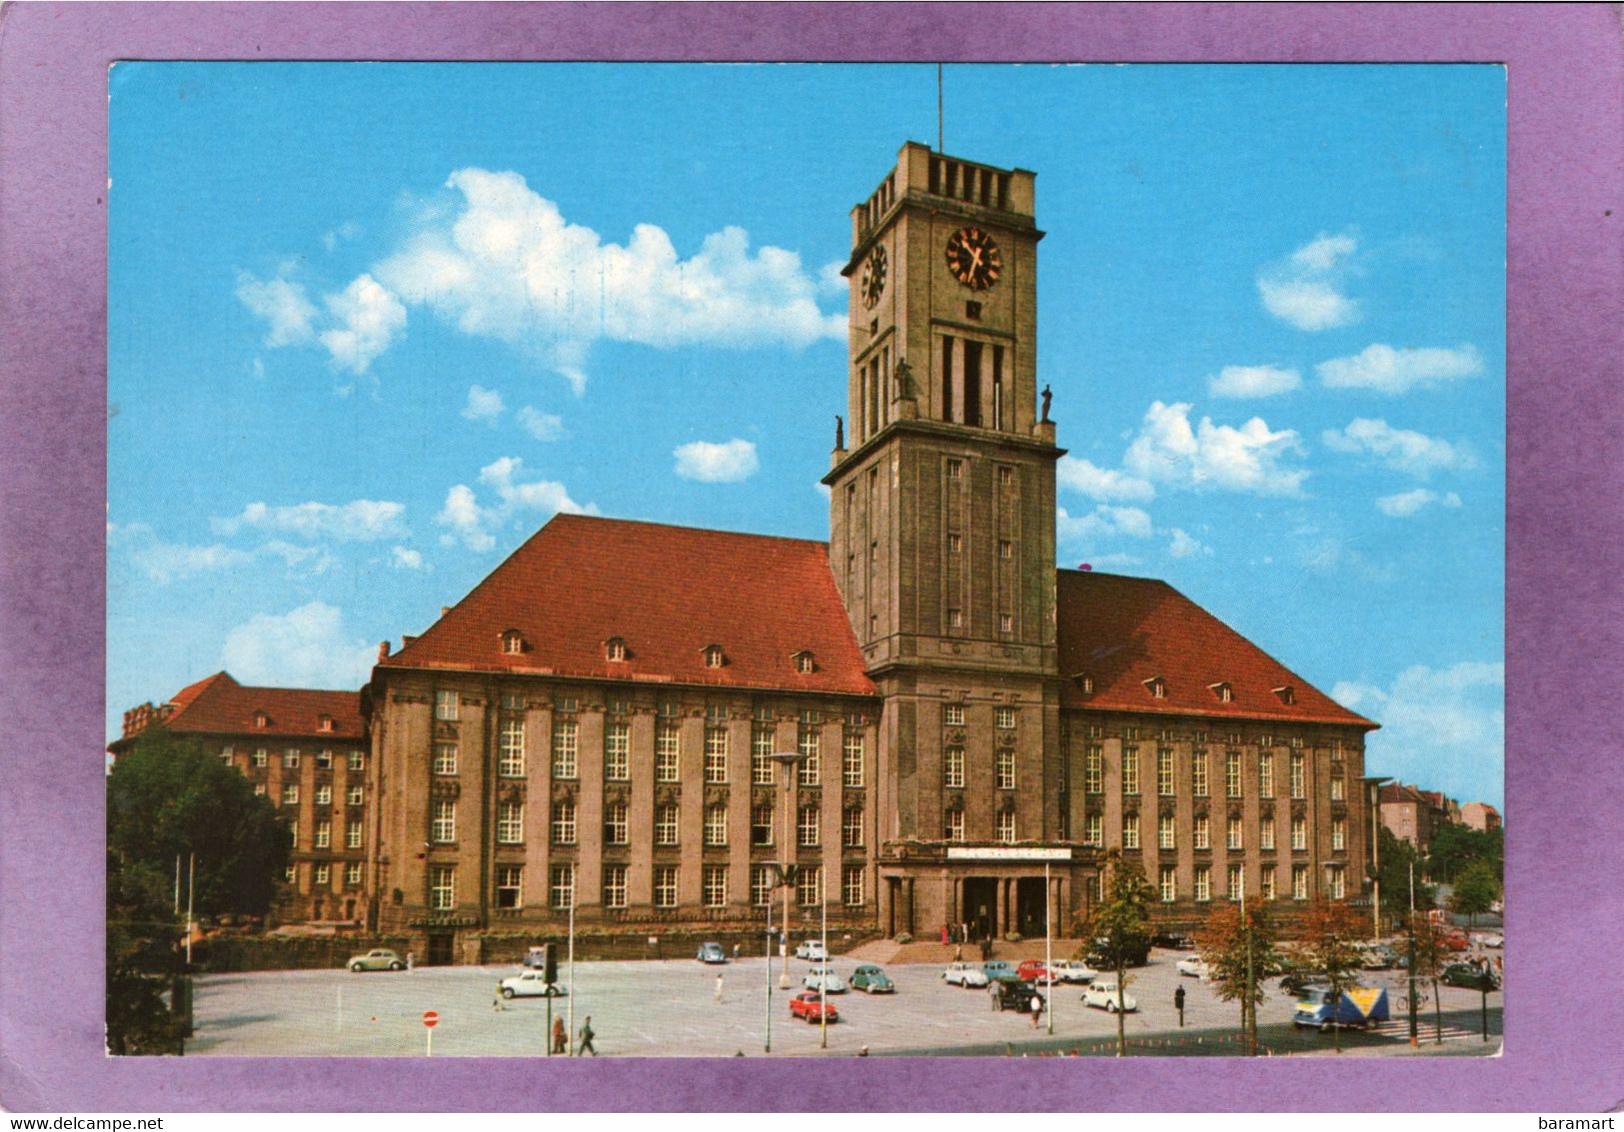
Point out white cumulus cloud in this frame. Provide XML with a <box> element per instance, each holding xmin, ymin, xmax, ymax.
<box><xmin>1332</xmin><ymin>662</ymin><xmax>1504</xmax><ymax>803</ymax></box>
<box><xmin>1056</xmin><ymin>456</ymin><xmax>1156</xmax><ymax>503</ymax></box>
<box><xmin>1322</xmin><ymin>418</ymin><xmax>1476</xmax><ymax>477</ymax></box>
<box><xmin>318</xmin><ymin>273</ymin><xmax>407</xmax><ymax>375</ymax></box>
<box><xmin>517</xmin><ymin>406</ymin><xmax>564</xmax><ymax>441</ymax></box>
<box><xmin>1256</xmin><ymin>233</ymin><xmax>1360</xmax><ymax>331</ymax></box>
<box><xmin>211</xmin><ymin>499</ymin><xmax>407</xmax><ymax>542</ymax></box>
<box><xmin>674</xmin><ymin>438</ymin><xmax>759</xmax><ymax>483</ymax></box>
<box><xmin>235</xmin><ymin>272</ymin><xmax>317</xmax><ymax>346</ymax></box>
<box><xmin>1375</xmin><ymin>488</ymin><xmax>1463</xmax><ymax>517</ymax></box>
<box><xmin>1124</xmin><ymin>401</ymin><xmax>1308</xmax><ymax>496</ymax></box>
<box><xmin>221</xmin><ymin>601</ymin><xmax>378</xmax><ymax>690</ymax></box>
<box><xmin>110</xmin><ymin>522</ymin><xmax>255</xmax><ymax>584</ymax></box>
<box><xmin>461</xmin><ymin>384</ymin><xmax>505</xmax><ymax>423</ymax></box>
<box><xmin>435</xmin><ymin>455</ymin><xmax>598</xmax><ymax>551</ymax></box>
<box><xmin>389</xmin><ymin>546</ymin><xmax>426</xmax><ymax>570</ymax></box>
<box><xmin>1208</xmin><ymin>364</ymin><xmax>1302</xmax><ymax>399</ymax></box>
<box><xmin>1167</xmin><ymin>528</ymin><xmax>1212</xmax><ymax>558</ymax></box>
<box><xmin>1316</xmin><ymin>343</ymin><xmax>1484</xmax><ymax>394</ymax></box>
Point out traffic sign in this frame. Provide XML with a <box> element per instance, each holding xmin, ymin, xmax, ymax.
<box><xmin>422</xmin><ymin>1010</ymin><xmax>439</xmax><ymax>1028</ymax></box>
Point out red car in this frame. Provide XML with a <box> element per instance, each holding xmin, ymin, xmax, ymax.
<box><xmin>1016</xmin><ymin>960</ymin><xmax>1058</xmax><ymax>985</ymax></box>
<box><xmin>1441</xmin><ymin>930</ymin><xmax>1470</xmax><ymax>951</ymax></box>
<box><xmin>789</xmin><ymin>990</ymin><xmax>839</xmax><ymax>1023</ymax></box>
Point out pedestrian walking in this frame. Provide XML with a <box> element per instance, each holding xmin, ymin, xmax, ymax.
<box><xmin>989</xmin><ymin>982</ymin><xmax>1001</xmax><ymax>1012</ymax></box>
<box><xmin>577</xmin><ymin>1016</ymin><xmax>597</xmax><ymax>1056</ymax></box>
<box><xmin>732</xmin><ymin>943</ymin><xmax>741</xmax><ymax>960</ymax></box>
<box><xmin>1029</xmin><ymin>994</ymin><xmax>1042</xmax><ymax>1028</ymax></box>
<box><xmin>492</xmin><ymin>988</ymin><xmax>507</xmax><ymax>1011</ymax></box>
<box><xmin>1174</xmin><ymin>984</ymin><xmax>1186</xmax><ymax>1028</ymax></box>
<box><xmin>714</xmin><ymin>972</ymin><xmax>725</xmax><ymax>1003</ymax></box>
<box><xmin>551</xmin><ymin>1016</ymin><xmax>566</xmax><ymax>1054</ymax></box>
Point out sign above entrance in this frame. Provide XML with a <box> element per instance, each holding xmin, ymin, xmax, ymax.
<box><xmin>945</xmin><ymin>847</ymin><xmax>1071</xmax><ymax>861</ymax></box>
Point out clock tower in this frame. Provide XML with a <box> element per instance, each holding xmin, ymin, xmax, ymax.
<box><xmin>826</xmin><ymin>142</ymin><xmax>1068</xmax><ymax>933</ymax></box>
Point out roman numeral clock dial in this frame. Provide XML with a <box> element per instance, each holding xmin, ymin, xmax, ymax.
<box><xmin>861</xmin><ymin>244</ymin><xmax>888</xmax><ymax>308</ymax></box>
<box><xmin>945</xmin><ymin>226</ymin><xmax>1002</xmax><ymax>290</ymax></box>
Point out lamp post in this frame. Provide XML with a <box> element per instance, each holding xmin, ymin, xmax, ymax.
<box><xmin>764</xmin><ymin>875</ymin><xmax>773</xmax><ymax>1053</ymax></box>
<box><xmin>770</xmin><ymin>751</ymin><xmax>806</xmax><ymax>991</ymax></box>
<box><xmin>1044</xmin><ymin>862</ymin><xmax>1053</xmax><ymax>1036</ymax></box>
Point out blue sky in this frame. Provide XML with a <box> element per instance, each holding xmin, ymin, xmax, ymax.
<box><xmin>108</xmin><ymin>63</ymin><xmax>1505</xmax><ymax>808</ymax></box>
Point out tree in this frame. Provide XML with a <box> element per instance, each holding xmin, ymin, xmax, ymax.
<box><xmin>106</xmin><ymin>848</ymin><xmax>185</xmax><ymax>1055</ymax></box>
<box><xmin>107</xmin><ymin>728</ymin><xmax>291</xmax><ymax>918</ymax></box>
<box><xmin>1197</xmin><ymin>897</ymin><xmax>1281</xmax><ymax>1056</ymax></box>
<box><xmin>1080</xmin><ymin>850</ymin><xmax>1156</xmax><ymax>1058</ymax></box>
<box><xmin>1403</xmin><ymin>911</ymin><xmax>1450</xmax><ymax>1045</ymax></box>
<box><xmin>1296</xmin><ymin>898</ymin><xmax>1365</xmax><ymax>1054</ymax></box>
<box><xmin>1450</xmin><ymin>860</ymin><xmax>1501</xmax><ymax>927</ymax></box>
<box><xmin>1425</xmin><ymin>823</ymin><xmax>1502</xmax><ymax>886</ymax></box>
<box><xmin>1376</xmin><ymin>827</ymin><xmax>1436</xmax><ymax>927</ymax></box>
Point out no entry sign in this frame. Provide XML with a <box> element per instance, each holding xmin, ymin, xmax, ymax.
<box><xmin>422</xmin><ymin>1010</ymin><xmax>439</xmax><ymax>1028</ymax></box>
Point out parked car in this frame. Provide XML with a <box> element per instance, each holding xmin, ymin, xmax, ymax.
<box><xmin>1175</xmin><ymin>955</ymin><xmax>1210</xmax><ymax>979</ymax></box>
<box><xmin>1361</xmin><ymin>944</ymin><xmax>1401</xmax><ymax>969</ymax></box>
<box><xmin>942</xmin><ymin>962</ymin><xmax>990</xmax><ymax>988</ymax></box>
<box><xmin>1440</xmin><ymin>962</ymin><xmax>1500</xmax><ymax>991</ymax></box>
<box><xmin>990</xmin><ymin>979</ymin><xmax>1046</xmax><ymax>1013</ymax></box>
<box><xmin>1153</xmin><ymin>931</ymin><xmax>1196</xmax><ymax>951</ymax></box>
<box><xmin>850</xmin><ymin>964</ymin><xmax>895</xmax><ymax>994</ymax></box>
<box><xmin>1278</xmin><ymin>969</ymin><xmax>1326</xmax><ymax>997</ymax></box>
<box><xmin>981</xmin><ymin>960</ymin><xmax>1017</xmax><ymax>983</ymax></box>
<box><xmin>1087</xmin><ymin>935</ymin><xmax>1152</xmax><ymax>969</ymax></box>
<box><xmin>1441</xmin><ymin>929</ymin><xmax>1471</xmax><ymax>951</ymax></box>
<box><xmin>696</xmin><ymin>941</ymin><xmax>727</xmax><ymax>964</ymax></box>
<box><xmin>1082</xmin><ymin>979</ymin><xmax>1138</xmax><ymax>1013</ymax></box>
<box><xmin>803</xmin><ymin>964</ymin><xmax>847</xmax><ymax>994</ymax></box>
<box><xmin>1047</xmin><ymin>959</ymin><xmax>1099</xmax><ymax>984</ymax></box>
<box><xmin>1472</xmin><ymin>932</ymin><xmax>1504</xmax><ymax>949</ymax></box>
<box><xmin>789</xmin><ymin>990</ymin><xmax>838</xmax><ymax>1023</ymax></box>
<box><xmin>346</xmin><ymin>949</ymin><xmax>405</xmax><ymax>972</ymax></box>
<box><xmin>498</xmin><ymin>970</ymin><xmax>566</xmax><ymax>999</ymax></box>
<box><xmin>1016</xmin><ymin>960</ymin><xmax>1060</xmax><ymax>985</ymax></box>
<box><xmin>794</xmin><ymin>939</ymin><xmax>828</xmax><ymax>961</ymax></box>
<box><xmin>522</xmin><ymin>946</ymin><xmax>550</xmax><ymax>969</ymax></box>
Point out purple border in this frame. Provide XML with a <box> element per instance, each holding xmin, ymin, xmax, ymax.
<box><xmin>2</xmin><ymin>0</ymin><xmax>1619</xmax><ymax>1113</ymax></box>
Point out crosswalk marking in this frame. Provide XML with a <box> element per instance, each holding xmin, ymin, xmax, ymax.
<box><xmin>1368</xmin><ymin>1019</ymin><xmax>1481</xmax><ymax>1042</ymax></box>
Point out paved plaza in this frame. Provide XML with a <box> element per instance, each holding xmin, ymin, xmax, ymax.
<box><xmin>184</xmin><ymin>948</ymin><xmax>1502</xmax><ymax>1058</ymax></box>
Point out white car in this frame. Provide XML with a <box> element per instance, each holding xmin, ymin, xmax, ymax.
<box><xmin>1047</xmin><ymin>960</ymin><xmax>1099</xmax><ymax>984</ymax></box>
<box><xmin>802</xmin><ymin>965</ymin><xmax>847</xmax><ymax>994</ymax></box>
<box><xmin>1176</xmin><ymin>955</ymin><xmax>1211</xmax><ymax>979</ymax></box>
<box><xmin>1082</xmin><ymin>980</ymin><xmax>1138</xmax><ymax>1013</ymax></box>
<box><xmin>498</xmin><ymin>970</ymin><xmax>566</xmax><ymax>999</ymax></box>
<box><xmin>1472</xmin><ymin>932</ymin><xmax>1504</xmax><ymax>949</ymax></box>
<box><xmin>794</xmin><ymin>939</ymin><xmax>828</xmax><ymax>961</ymax></box>
<box><xmin>942</xmin><ymin>962</ymin><xmax>990</xmax><ymax>988</ymax></box>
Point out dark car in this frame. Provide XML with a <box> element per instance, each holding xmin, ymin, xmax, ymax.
<box><xmin>1279</xmin><ymin>969</ymin><xmax>1327</xmax><ymax>997</ymax></box>
<box><xmin>1086</xmin><ymin>935</ymin><xmax>1152</xmax><ymax>969</ymax></box>
<box><xmin>1153</xmin><ymin>931</ymin><xmax>1196</xmax><ymax>951</ymax></box>
<box><xmin>990</xmin><ymin>979</ymin><xmax>1046</xmax><ymax>1013</ymax></box>
<box><xmin>1440</xmin><ymin>962</ymin><xmax>1499</xmax><ymax>991</ymax></box>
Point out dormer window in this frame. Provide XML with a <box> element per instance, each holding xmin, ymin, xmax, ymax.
<box><xmin>1273</xmin><ymin>685</ymin><xmax>1296</xmax><ymax>706</ymax></box>
<box><xmin>703</xmin><ymin>644</ymin><xmax>726</xmax><ymax>669</ymax></box>
<box><xmin>254</xmin><ymin>711</ymin><xmax>269</xmax><ymax>729</ymax></box>
<box><xmin>605</xmin><ymin>637</ymin><xmax>627</xmax><ymax>663</ymax></box>
<box><xmin>500</xmin><ymin>629</ymin><xmax>525</xmax><ymax>656</ymax></box>
<box><xmin>1209</xmin><ymin>682</ymin><xmax>1233</xmax><ymax>704</ymax></box>
<box><xmin>1073</xmin><ymin>674</ymin><xmax>1093</xmax><ymax>695</ymax></box>
<box><xmin>1144</xmin><ymin>676</ymin><xmax>1167</xmax><ymax>700</ymax></box>
<box><xmin>792</xmin><ymin>650</ymin><xmax>816</xmax><ymax>675</ymax></box>
<box><xmin>318</xmin><ymin>715</ymin><xmax>334</xmax><ymax>733</ymax></box>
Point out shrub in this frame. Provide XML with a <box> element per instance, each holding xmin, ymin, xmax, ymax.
<box><xmin>894</xmin><ymin>932</ymin><xmax>913</xmax><ymax>944</ymax></box>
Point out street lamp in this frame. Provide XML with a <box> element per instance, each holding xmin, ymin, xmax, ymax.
<box><xmin>769</xmin><ymin>751</ymin><xmax>806</xmax><ymax>991</ymax></box>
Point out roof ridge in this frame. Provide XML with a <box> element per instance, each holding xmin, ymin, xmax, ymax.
<box><xmin>548</xmin><ymin>511</ymin><xmax>830</xmax><ymax>547</ymax></box>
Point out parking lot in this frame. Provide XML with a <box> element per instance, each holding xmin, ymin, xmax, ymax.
<box><xmin>185</xmin><ymin>947</ymin><xmax>1502</xmax><ymax>1058</ymax></box>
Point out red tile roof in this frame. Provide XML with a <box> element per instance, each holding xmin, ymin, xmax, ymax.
<box><xmin>1055</xmin><ymin>569</ymin><xmax>1376</xmax><ymax>729</ymax></box>
<box><xmin>114</xmin><ymin>671</ymin><xmax>366</xmax><ymax>747</ymax></box>
<box><xmin>381</xmin><ymin>515</ymin><xmax>878</xmax><ymax>698</ymax></box>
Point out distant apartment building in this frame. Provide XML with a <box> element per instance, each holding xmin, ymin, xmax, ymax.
<box><xmin>1461</xmin><ymin>801</ymin><xmax>1501</xmax><ymax>832</ymax></box>
<box><xmin>1379</xmin><ymin>781</ymin><xmax>1459</xmax><ymax>852</ymax></box>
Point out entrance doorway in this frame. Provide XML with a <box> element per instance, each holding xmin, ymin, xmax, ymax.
<box><xmin>1016</xmin><ymin>877</ymin><xmax>1048</xmax><ymax>938</ymax></box>
<box><xmin>425</xmin><ymin>932</ymin><xmax>455</xmax><ymax>966</ymax></box>
<box><xmin>962</xmin><ymin>877</ymin><xmax>998</xmax><ymax>941</ymax></box>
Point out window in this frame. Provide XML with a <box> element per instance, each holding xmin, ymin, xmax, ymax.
<box><xmin>1261</xmin><ymin>865</ymin><xmax>1277</xmax><ymax>901</ymax></box>
<box><xmin>315</xmin><ymin>749</ymin><xmax>333</xmax><ymax>770</ymax></box>
<box><xmin>948</xmin><ymin>533</ymin><xmax>962</xmax><ymax>554</ymax></box>
<box><xmin>551</xmin><ymin>802</ymin><xmax>575</xmax><ymax>845</ymax></box>
<box><xmin>347</xmin><ymin>784</ymin><xmax>363</xmax><ymax>806</ymax></box>
<box><xmin>496</xmin><ymin>865</ymin><xmax>522</xmax><ymax>909</ymax></box>
<box><xmin>253</xmin><ymin>748</ymin><xmax>268</xmax><ymax>769</ymax></box>
<box><xmin>551</xmin><ymin>864</ymin><xmax>576</xmax><ymax>910</ymax></box>
<box><xmin>797</xmin><ymin>867</ymin><xmax>823</xmax><ymax>907</ymax></box>
<box><xmin>1292</xmin><ymin>864</ymin><xmax>1308</xmax><ymax>901</ymax></box>
<box><xmin>255</xmin><ymin>712</ymin><xmax>269</xmax><ymax>730</ymax></box>
<box><xmin>604</xmin><ymin>802</ymin><xmax>629</xmax><ymax>845</ymax></box>
<box><xmin>345</xmin><ymin>862</ymin><xmax>362</xmax><ymax>887</ymax></box>
<box><xmin>1122</xmin><ymin>815</ymin><xmax>1139</xmax><ymax>850</ymax></box>
<box><xmin>1122</xmin><ymin>727</ymin><xmax>1140</xmax><ymax>742</ymax></box>
<box><xmin>1146</xmin><ymin>677</ymin><xmax>1166</xmax><ymax>700</ymax></box>
<box><xmin>999</xmin><ymin>613</ymin><xmax>1013</xmax><ymax>635</ymax></box>
<box><xmin>1090</xmin><ymin>873</ymin><xmax>1104</xmax><ymax>903</ymax></box>
<box><xmin>702</xmin><ymin>866</ymin><xmax>728</xmax><ymax>908</ymax></box>
<box><xmin>1331</xmin><ymin>816</ymin><xmax>1346</xmax><ymax>851</ymax></box>
<box><xmin>999</xmin><ymin>466</ymin><xmax>1014</xmax><ymax>487</ymax></box>
<box><xmin>1212</xmin><ymin>683</ymin><xmax>1233</xmax><ymax>704</ymax></box>
<box><xmin>993</xmin><ymin>706</ymin><xmax>1016</xmax><ymax>730</ymax></box>
<box><xmin>655</xmin><ymin>725</ymin><xmax>680</xmax><ymax>782</ymax></box>
<box><xmin>750</xmin><ymin>865</ymin><xmax>774</xmax><ymax>907</ymax></box>
<box><xmin>1158</xmin><ymin>815</ymin><xmax>1176</xmax><ymax>850</ymax></box>
<box><xmin>653</xmin><ymin>866</ymin><xmax>678</xmax><ymax>909</ymax></box>
<box><xmin>316</xmin><ymin>784</ymin><xmax>332</xmax><ymax>806</ymax></box>
<box><xmin>346</xmin><ymin>822</ymin><xmax>362</xmax><ymax>850</ymax></box>
<box><xmin>1330</xmin><ymin>776</ymin><xmax>1345</xmax><ymax>802</ymax></box>
<box><xmin>797</xmin><ymin>725</ymin><xmax>821</xmax><ymax>786</ymax></box>
<box><xmin>433</xmin><ymin>743</ymin><xmax>457</xmax><ymax>776</ymax></box>
<box><xmin>603</xmin><ymin>865</ymin><xmax>627</xmax><ymax>910</ymax></box>
<box><xmin>282</xmin><ymin>783</ymin><xmax>300</xmax><ymax>805</ymax></box>
<box><xmin>435</xmin><ymin>690</ymin><xmax>459</xmax><ymax>721</ymax></box>
<box><xmin>947</xmin><ymin>458</ymin><xmax>962</xmax><ymax>479</ymax></box>
<box><xmin>1225</xmin><ymin>750</ymin><xmax>1242</xmax><ymax>798</ymax></box>
<box><xmin>795</xmin><ymin>652</ymin><xmax>816</xmax><ymax>674</ymax></box>
<box><xmin>498</xmin><ymin>719</ymin><xmax>527</xmax><ymax>777</ymax></box>
<box><xmin>606</xmin><ymin>638</ymin><xmax>627</xmax><ymax>662</ymax></box>
<box><xmin>945</xmin><ymin>809</ymin><xmax>966</xmax><ymax>842</ymax></box>
<box><xmin>704</xmin><ymin>645</ymin><xmax>725</xmax><ymax>668</ymax></box>
<box><xmin>497</xmin><ymin>801</ymin><xmax>523</xmax><ymax>844</ymax></box>
<box><xmin>751</xmin><ymin>804</ymin><xmax>774</xmax><ymax>846</ymax></box>
<box><xmin>1291</xmin><ymin>816</ymin><xmax>1307</xmax><ymax>851</ymax></box>
<box><xmin>1122</xmin><ymin>747</ymin><xmax>1139</xmax><ymax>795</ymax></box>
<box><xmin>1260</xmin><ymin>821</ymin><xmax>1275</xmax><ymax>851</ymax></box>
<box><xmin>1084</xmin><ymin>813</ymin><xmax>1103</xmax><ymax>847</ymax></box>
<box><xmin>703</xmin><ymin>805</ymin><xmax>728</xmax><ymax>847</ymax></box>
<box><xmin>1192</xmin><ymin>750</ymin><xmax>1209</xmax><ymax>796</ymax></box>
<box><xmin>655</xmin><ymin>804</ymin><xmax>679</xmax><ymax>846</ymax></box>
<box><xmin>348</xmin><ymin>750</ymin><xmax>363</xmax><ymax>771</ymax></box>
<box><xmin>289</xmin><ymin>825</ymin><xmax>298</xmax><ymax>849</ymax></box>
<box><xmin>1227</xmin><ymin>817</ymin><xmax>1244</xmax><ymax>851</ymax></box>
<box><xmin>1228</xmin><ymin>864</ymin><xmax>1245</xmax><ymax>902</ymax></box>
<box><xmin>842</xmin><ymin>807</ymin><xmax>864</xmax><ymax>848</ymax></box>
<box><xmin>315</xmin><ymin>820</ymin><xmax>331</xmax><ymax>849</ymax></box>
<box><xmin>1290</xmin><ymin>753</ymin><xmax>1305</xmax><ymax>799</ymax></box>
<box><xmin>502</xmin><ymin>630</ymin><xmax>524</xmax><ymax>655</ymax></box>
<box><xmin>704</xmin><ymin>727</ymin><xmax>728</xmax><ymax>783</ymax></box>
<box><xmin>1084</xmin><ymin>746</ymin><xmax>1103</xmax><ymax>794</ymax></box>
<box><xmin>1194</xmin><ymin>816</ymin><xmax>1210</xmax><ymax>850</ymax></box>
<box><xmin>314</xmin><ymin>864</ymin><xmax>332</xmax><ymax>887</ymax></box>
<box><xmin>1325</xmin><ymin>865</ymin><xmax>1345</xmax><ymax>900</ymax></box>
<box><xmin>996</xmin><ymin>811</ymin><xmax>1016</xmax><ymax>844</ymax></box>
<box><xmin>752</xmin><ymin>728</ymin><xmax>775</xmax><ymax>784</ymax></box>
<box><xmin>995</xmin><ymin>750</ymin><xmax>1015</xmax><ymax>790</ymax></box>
<box><xmin>284</xmin><ymin>864</ymin><xmax>297</xmax><ymax>885</ymax></box>
<box><xmin>842</xmin><ymin>733</ymin><xmax>864</xmax><ymax>787</ymax></box>
<box><xmin>843</xmin><ymin>867</ymin><xmax>865</xmax><ymax>907</ymax></box>
<box><xmin>944</xmin><ymin>704</ymin><xmax>965</xmax><ymax>727</ymax></box>
<box><xmin>1194</xmin><ymin>865</ymin><xmax>1212</xmax><ymax>902</ymax></box>
<box><xmin>429</xmin><ymin>865</ymin><xmax>455</xmax><ymax>911</ymax></box>
<box><xmin>254</xmin><ymin>784</ymin><xmax>267</xmax><ymax>797</ymax></box>
<box><xmin>1258</xmin><ymin>753</ymin><xmax>1274</xmax><ymax>798</ymax></box>
<box><xmin>1258</xmin><ymin>734</ymin><xmax>1274</xmax><ymax>750</ymax></box>
<box><xmin>1157</xmin><ymin>749</ymin><xmax>1175</xmax><ymax>796</ymax></box>
<box><xmin>283</xmin><ymin>749</ymin><xmax>300</xmax><ymax>770</ymax></box>
<box><xmin>798</xmin><ymin>805</ymin><xmax>821</xmax><ymax>847</ymax></box>
<box><xmin>549</xmin><ymin>719</ymin><xmax>575</xmax><ymax>779</ymax></box>
<box><xmin>948</xmin><ymin>608</ymin><xmax>963</xmax><ymax>629</ymax></box>
<box><xmin>1160</xmin><ymin>865</ymin><xmax>1176</xmax><ymax>903</ymax></box>
<box><xmin>944</xmin><ymin>746</ymin><xmax>966</xmax><ymax>788</ymax></box>
<box><xmin>999</xmin><ymin>539</ymin><xmax>1013</xmax><ymax>559</ymax></box>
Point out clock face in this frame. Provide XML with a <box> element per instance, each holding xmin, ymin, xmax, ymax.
<box><xmin>945</xmin><ymin>226</ymin><xmax>1002</xmax><ymax>291</ymax></box>
<box><xmin>861</xmin><ymin>245</ymin><xmax>887</xmax><ymax>309</ymax></box>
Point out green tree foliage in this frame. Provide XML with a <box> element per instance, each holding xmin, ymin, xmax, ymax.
<box><xmin>1197</xmin><ymin>897</ymin><xmax>1281</xmax><ymax>1056</ymax></box>
<box><xmin>1079</xmin><ymin>850</ymin><xmax>1156</xmax><ymax>1058</ymax></box>
<box><xmin>1449</xmin><ymin>859</ymin><xmax>1502</xmax><ymax>926</ymax></box>
<box><xmin>1403</xmin><ymin>911</ymin><xmax>1450</xmax><ymax>1044</ymax></box>
<box><xmin>106</xmin><ymin>849</ymin><xmax>184</xmax><ymax>1055</ymax></box>
<box><xmin>1425</xmin><ymin>823</ymin><xmax>1503</xmax><ymax>886</ymax></box>
<box><xmin>1376</xmin><ymin>827</ymin><xmax>1437</xmax><ymax>925</ymax></box>
<box><xmin>107</xmin><ymin>728</ymin><xmax>291</xmax><ymax>917</ymax></box>
<box><xmin>1297</xmin><ymin>897</ymin><xmax>1366</xmax><ymax>1054</ymax></box>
